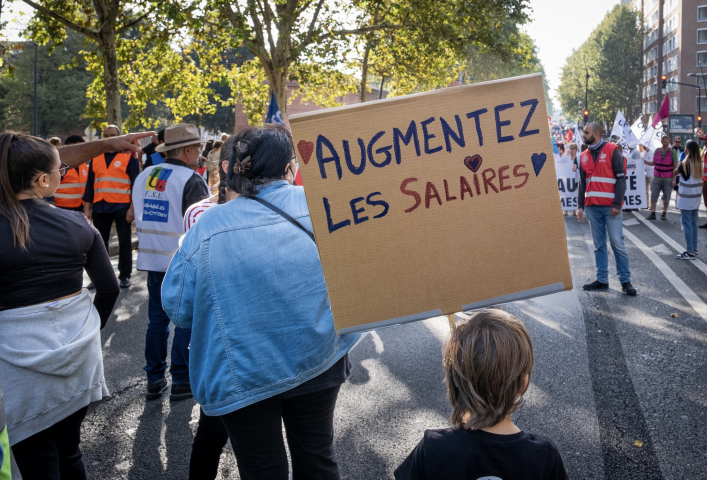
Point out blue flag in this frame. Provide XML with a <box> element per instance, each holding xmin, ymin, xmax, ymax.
<box><xmin>265</xmin><ymin>92</ymin><xmax>284</xmax><ymax>125</ymax></box>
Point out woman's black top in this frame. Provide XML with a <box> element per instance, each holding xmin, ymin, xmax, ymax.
<box><xmin>0</xmin><ymin>198</ymin><xmax>120</xmax><ymax>326</ymax></box>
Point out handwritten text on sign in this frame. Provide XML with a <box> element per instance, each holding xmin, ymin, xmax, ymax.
<box><xmin>297</xmin><ymin>100</ymin><xmax>543</xmax><ymax>232</ymax></box>
<box><xmin>289</xmin><ymin>73</ymin><xmax>572</xmax><ymax>333</ymax></box>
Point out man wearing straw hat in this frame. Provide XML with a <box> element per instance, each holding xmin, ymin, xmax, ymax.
<box><xmin>132</xmin><ymin>124</ymin><xmax>210</xmax><ymax>401</ymax></box>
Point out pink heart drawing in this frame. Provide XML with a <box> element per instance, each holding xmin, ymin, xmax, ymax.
<box><xmin>464</xmin><ymin>155</ymin><xmax>482</xmax><ymax>173</ymax></box>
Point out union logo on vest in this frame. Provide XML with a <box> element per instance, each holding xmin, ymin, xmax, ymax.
<box><xmin>147</xmin><ymin>167</ymin><xmax>172</xmax><ymax>192</ymax></box>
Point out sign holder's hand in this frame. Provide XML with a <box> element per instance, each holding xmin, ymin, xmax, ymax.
<box><xmin>577</xmin><ymin>208</ymin><xmax>584</xmax><ymax>222</ymax></box>
<box><xmin>610</xmin><ymin>207</ymin><xmax>621</xmax><ymax>216</ymax></box>
<box><xmin>126</xmin><ymin>204</ymin><xmax>135</xmax><ymax>223</ymax></box>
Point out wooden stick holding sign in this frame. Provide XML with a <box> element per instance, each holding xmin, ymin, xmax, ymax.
<box><xmin>289</xmin><ymin>73</ymin><xmax>572</xmax><ymax>335</ymax></box>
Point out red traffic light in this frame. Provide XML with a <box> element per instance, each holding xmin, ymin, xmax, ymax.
<box><xmin>699</xmin><ymin>116</ymin><xmax>703</xmax><ymax>122</ymax></box>
<box><xmin>583</xmin><ymin>110</ymin><xmax>589</xmax><ymax>116</ymax></box>
<box><xmin>661</xmin><ymin>75</ymin><xmax>667</xmax><ymax>81</ymax></box>
<box><xmin>661</xmin><ymin>75</ymin><xmax>667</xmax><ymax>88</ymax></box>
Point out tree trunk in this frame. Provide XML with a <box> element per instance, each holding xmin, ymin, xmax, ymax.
<box><xmin>98</xmin><ymin>27</ymin><xmax>122</xmax><ymax>128</ymax></box>
<box><xmin>271</xmin><ymin>67</ymin><xmax>288</xmax><ymax>118</ymax></box>
<box><xmin>360</xmin><ymin>43</ymin><xmax>370</xmax><ymax>103</ymax></box>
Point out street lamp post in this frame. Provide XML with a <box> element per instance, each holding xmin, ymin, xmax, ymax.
<box><xmin>33</xmin><ymin>43</ymin><xmax>38</xmax><ymax>137</ymax></box>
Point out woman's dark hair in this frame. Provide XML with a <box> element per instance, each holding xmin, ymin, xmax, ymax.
<box><xmin>0</xmin><ymin>133</ymin><xmax>57</xmax><ymax>249</ymax></box>
<box><xmin>65</xmin><ymin>135</ymin><xmax>85</xmax><ymax>145</ymax></box>
<box><xmin>203</xmin><ymin>139</ymin><xmax>214</xmax><ymax>156</ymax></box>
<box><xmin>226</xmin><ymin>125</ymin><xmax>294</xmax><ymax>198</ymax></box>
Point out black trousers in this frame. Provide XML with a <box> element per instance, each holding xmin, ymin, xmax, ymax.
<box><xmin>189</xmin><ymin>407</ymin><xmax>229</xmax><ymax>480</ymax></box>
<box><xmin>219</xmin><ymin>386</ymin><xmax>341</xmax><ymax>480</ymax></box>
<box><xmin>93</xmin><ymin>208</ymin><xmax>132</xmax><ymax>279</ymax></box>
<box><xmin>12</xmin><ymin>406</ymin><xmax>88</xmax><ymax>480</ymax></box>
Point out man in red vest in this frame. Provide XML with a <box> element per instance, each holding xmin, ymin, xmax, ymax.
<box><xmin>577</xmin><ymin>122</ymin><xmax>637</xmax><ymax>295</ymax></box>
<box><xmin>83</xmin><ymin>125</ymin><xmax>141</xmax><ymax>289</ymax></box>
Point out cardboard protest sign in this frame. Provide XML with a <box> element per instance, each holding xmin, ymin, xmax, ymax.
<box><xmin>289</xmin><ymin>73</ymin><xmax>573</xmax><ymax>334</ymax></box>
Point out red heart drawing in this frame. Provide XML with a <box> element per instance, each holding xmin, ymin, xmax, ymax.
<box><xmin>297</xmin><ymin>140</ymin><xmax>314</xmax><ymax>165</ymax></box>
<box><xmin>464</xmin><ymin>155</ymin><xmax>482</xmax><ymax>173</ymax></box>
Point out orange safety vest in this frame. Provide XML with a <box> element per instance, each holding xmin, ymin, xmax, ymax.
<box><xmin>92</xmin><ymin>153</ymin><xmax>132</xmax><ymax>204</ymax></box>
<box><xmin>54</xmin><ymin>165</ymin><xmax>88</xmax><ymax>208</ymax></box>
<box><xmin>580</xmin><ymin>142</ymin><xmax>625</xmax><ymax>207</ymax></box>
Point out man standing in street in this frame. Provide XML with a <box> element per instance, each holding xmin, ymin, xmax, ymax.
<box><xmin>83</xmin><ymin>125</ymin><xmax>140</xmax><ymax>289</ymax></box>
<box><xmin>647</xmin><ymin>135</ymin><xmax>678</xmax><ymax>220</ymax></box>
<box><xmin>577</xmin><ymin>122</ymin><xmax>637</xmax><ymax>295</ymax></box>
<box><xmin>132</xmin><ymin>124</ymin><xmax>210</xmax><ymax>401</ymax></box>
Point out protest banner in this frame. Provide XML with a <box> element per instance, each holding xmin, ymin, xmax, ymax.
<box><xmin>289</xmin><ymin>73</ymin><xmax>573</xmax><ymax>334</ymax></box>
<box><xmin>623</xmin><ymin>151</ymin><xmax>647</xmax><ymax>209</ymax></box>
<box><xmin>554</xmin><ymin>134</ymin><xmax>578</xmax><ymax>211</ymax></box>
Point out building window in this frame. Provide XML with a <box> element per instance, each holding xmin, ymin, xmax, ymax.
<box><xmin>647</xmin><ymin>9</ymin><xmax>659</xmax><ymax>29</ymax></box>
<box><xmin>643</xmin><ymin>65</ymin><xmax>658</xmax><ymax>82</ymax></box>
<box><xmin>670</xmin><ymin>97</ymin><xmax>679</xmax><ymax>113</ymax></box>
<box><xmin>699</xmin><ymin>6</ymin><xmax>707</xmax><ymax>22</ymax></box>
<box><xmin>664</xmin><ymin>12</ymin><xmax>679</xmax><ymax>36</ymax></box>
<box><xmin>664</xmin><ymin>34</ymin><xmax>679</xmax><ymax>54</ymax></box>
<box><xmin>643</xmin><ymin>101</ymin><xmax>657</xmax><ymax>114</ymax></box>
<box><xmin>697</xmin><ymin>96</ymin><xmax>707</xmax><ymax>112</ymax></box>
<box><xmin>644</xmin><ymin>46</ymin><xmax>658</xmax><ymax>64</ymax></box>
<box><xmin>699</xmin><ymin>29</ymin><xmax>707</xmax><ymax>44</ymax></box>
<box><xmin>644</xmin><ymin>29</ymin><xmax>659</xmax><ymax>49</ymax></box>
<box><xmin>663</xmin><ymin>55</ymin><xmax>679</xmax><ymax>73</ymax></box>
<box><xmin>698</xmin><ymin>51</ymin><xmax>707</xmax><ymax>66</ymax></box>
<box><xmin>667</xmin><ymin>77</ymin><xmax>679</xmax><ymax>92</ymax></box>
<box><xmin>665</xmin><ymin>0</ymin><xmax>680</xmax><ymax>14</ymax></box>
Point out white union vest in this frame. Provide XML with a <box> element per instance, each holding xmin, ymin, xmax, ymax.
<box><xmin>132</xmin><ymin>163</ymin><xmax>194</xmax><ymax>272</ymax></box>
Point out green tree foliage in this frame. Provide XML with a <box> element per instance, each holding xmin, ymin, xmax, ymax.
<box><xmin>557</xmin><ymin>4</ymin><xmax>642</xmax><ymax>123</ymax></box>
<box><xmin>0</xmin><ymin>30</ymin><xmax>92</xmax><ymax>135</ymax></box>
<box><xmin>19</xmin><ymin>0</ymin><xmax>224</xmax><ymax>130</ymax></box>
<box><xmin>356</xmin><ymin>0</ymin><xmax>530</xmax><ymax>101</ymax></box>
<box><xmin>461</xmin><ymin>31</ymin><xmax>554</xmax><ymax>113</ymax></box>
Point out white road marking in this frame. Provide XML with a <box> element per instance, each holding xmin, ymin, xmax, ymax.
<box><xmin>623</xmin><ymin>229</ymin><xmax>707</xmax><ymax>322</ymax></box>
<box><xmin>623</xmin><ymin>219</ymin><xmax>639</xmax><ymax>227</ymax></box>
<box><xmin>631</xmin><ymin>211</ymin><xmax>707</xmax><ymax>278</ymax></box>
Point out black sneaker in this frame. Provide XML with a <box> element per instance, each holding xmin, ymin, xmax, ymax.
<box><xmin>583</xmin><ymin>280</ymin><xmax>609</xmax><ymax>291</ymax></box>
<box><xmin>622</xmin><ymin>282</ymin><xmax>637</xmax><ymax>295</ymax></box>
<box><xmin>699</xmin><ymin>223</ymin><xmax>707</xmax><ymax>229</ymax></box>
<box><xmin>170</xmin><ymin>383</ymin><xmax>193</xmax><ymax>401</ymax></box>
<box><xmin>647</xmin><ymin>212</ymin><xmax>656</xmax><ymax>220</ymax></box>
<box><xmin>146</xmin><ymin>379</ymin><xmax>168</xmax><ymax>400</ymax></box>
<box><xmin>661</xmin><ymin>212</ymin><xmax>667</xmax><ymax>220</ymax></box>
<box><xmin>676</xmin><ymin>251</ymin><xmax>695</xmax><ymax>260</ymax></box>
<box><xmin>86</xmin><ymin>282</ymin><xmax>95</xmax><ymax>290</ymax></box>
<box><xmin>119</xmin><ymin>277</ymin><xmax>131</xmax><ymax>288</ymax></box>
<box><xmin>692</xmin><ymin>250</ymin><xmax>699</xmax><ymax>257</ymax></box>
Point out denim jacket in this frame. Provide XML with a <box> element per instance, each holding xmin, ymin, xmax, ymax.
<box><xmin>162</xmin><ymin>181</ymin><xmax>360</xmax><ymax>416</ymax></box>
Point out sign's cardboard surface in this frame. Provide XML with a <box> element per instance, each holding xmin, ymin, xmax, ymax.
<box><xmin>289</xmin><ymin>73</ymin><xmax>573</xmax><ymax>334</ymax></box>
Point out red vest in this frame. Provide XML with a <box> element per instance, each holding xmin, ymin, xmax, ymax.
<box><xmin>54</xmin><ymin>165</ymin><xmax>88</xmax><ymax>208</ymax></box>
<box><xmin>703</xmin><ymin>150</ymin><xmax>707</xmax><ymax>182</ymax></box>
<box><xmin>92</xmin><ymin>153</ymin><xmax>132</xmax><ymax>204</ymax></box>
<box><xmin>580</xmin><ymin>142</ymin><xmax>625</xmax><ymax>207</ymax></box>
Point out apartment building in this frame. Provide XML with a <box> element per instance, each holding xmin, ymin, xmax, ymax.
<box><xmin>630</xmin><ymin>0</ymin><xmax>707</xmax><ymax>122</ymax></box>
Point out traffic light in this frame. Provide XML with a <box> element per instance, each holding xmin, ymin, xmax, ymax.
<box><xmin>583</xmin><ymin>110</ymin><xmax>589</xmax><ymax>123</ymax></box>
<box><xmin>699</xmin><ymin>116</ymin><xmax>703</xmax><ymax>127</ymax></box>
<box><xmin>661</xmin><ymin>75</ymin><xmax>667</xmax><ymax>89</ymax></box>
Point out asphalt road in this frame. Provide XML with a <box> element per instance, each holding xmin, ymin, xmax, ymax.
<box><xmin>73</xmin><ymin>206</ymin><xmax>707</xmax><ymax>480</ymax></box>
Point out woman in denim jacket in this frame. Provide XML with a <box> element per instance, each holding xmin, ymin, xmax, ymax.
<box><xmin>162</xmin><ymin>125</ymin><xmax>360</xmax><ymax>479</ymax></box>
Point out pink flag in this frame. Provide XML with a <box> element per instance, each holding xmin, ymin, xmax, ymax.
<box><xmin>651</xmin><ymin>96</ymin><xmax>670</xmax><ymax>127</ymax></box>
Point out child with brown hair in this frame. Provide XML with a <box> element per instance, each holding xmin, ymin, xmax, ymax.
<box><xmin>395</xmin><ymin>309</ymin><xmax>568</xmax><ymax>479</ymax></box>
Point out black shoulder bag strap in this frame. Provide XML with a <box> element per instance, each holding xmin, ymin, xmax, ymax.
<box><xmin>251</xmin><ymin>196</ymin><xmax>316</xmax><ymax>244</ymax></box>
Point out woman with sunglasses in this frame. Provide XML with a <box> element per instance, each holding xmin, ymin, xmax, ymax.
<box><xmin>0</xmin><ymin>133</ymin><xmax>119</xmax><ymax>479</ymax></box>
<box><xmin>163</xmin><ymin>125</ymin><xmax>360</xmax><ymax>479</ymax></box>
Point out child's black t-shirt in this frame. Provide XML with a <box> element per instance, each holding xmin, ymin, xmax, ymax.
<box><xmin>394</xmin><ymin>428</ymin><xmax>568</xmax><ymax>480</ymax></box>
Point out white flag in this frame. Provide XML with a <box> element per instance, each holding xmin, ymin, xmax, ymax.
<box><xmin>610</xmin><ymin>110</ymin><xmax>639</xmax><ymax>154</ymax></box>
<box><xmin>639</xmin><ymin>115</ymin><xmax>666</xmax><ymax>151</ymax></box>
<box><xmin>630</xmin><ymin>117</ymin><xmax>646</xmax><ymax>140</ymax></box>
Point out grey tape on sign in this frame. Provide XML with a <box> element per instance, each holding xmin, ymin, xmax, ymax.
<box><xmin>337</xmin><ymin>309</ymin><xmax>443</xmax><ymax>335</ymax></box>
<box><xmin>462</xmin><ymin>282</ymin><xmax>566</xmax><ymax>312</ymax></box>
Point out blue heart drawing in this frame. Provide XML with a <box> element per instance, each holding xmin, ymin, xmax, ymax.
<box><xmin>531</xmin><ymin>153</ymin><xmax>546</xmax><ymax>177</ymax></box>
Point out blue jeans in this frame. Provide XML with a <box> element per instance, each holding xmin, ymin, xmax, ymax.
<box><xmin>680</xmin><ymin>209</ymin><xmax>699</xmax><ymax>252</ymax></box>
<box><xmin>145</xmin><ymin>271</ymin><xmax>190</xmax><ymax>384</ymax></box>
<box><xmin>585</xmin><ymin>206</ymin><xmax>631</xmax><ymax>284</ymax></box>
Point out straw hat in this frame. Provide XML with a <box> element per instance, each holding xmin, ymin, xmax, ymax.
<box><xmin>156</xmin><ymin>124</ymin><xmax>203</xmax><ymax>152</ymax></box>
